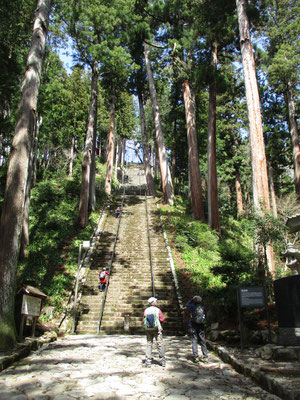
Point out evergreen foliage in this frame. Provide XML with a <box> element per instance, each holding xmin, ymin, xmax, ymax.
<box><xmin>160</xmin><ymin>197</ymin><xmax>290</xmax><ymax>321</ymax></box>
<box><xmin>0</xmin><ymin>0</ymin><xmax>36</xmax><ymax>141</ymax></box>
<box><xmin>17</xmin><ymin>163</ymin><xmax>110</xmax><ymax>315</ymax></box>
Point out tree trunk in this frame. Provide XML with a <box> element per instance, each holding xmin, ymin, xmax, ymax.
<box><xmin>144</xmin><ymin>42</ymin><xmax>174</xmax><ymax>205</ymax></box>
<box><xmin>98</xmin><ymin>136</ymin><xmax>102</xmax><ymax>159</ymax></box>
<box><xmin>114</xmin><ymin>139</ymin><xmax>119</xmax><ymax>181</ymax></box>
<box><xmin>32</xmin><ymin>115</ymin><xmax>42</xmax><ymax>186</ymax></box>
<box><xmin>117</xmin><ymin>137</ymin><xmax>122</xmax><ymax>165</ymax></box>
<box><xmin>79</xmin><ymin>60</ymin><xmax>98</xmax><ymax>228</ymax></box>
<box><xmin>171</xmin><ymin>143</ymin><xmax>176</xmax><ymax>189</ymax></box>
<box><xmin>181</xmin><ymin>79</ymin><xmax>205</xmax><ymax>221</ymax></box>
<box><xmin>207</xmin><ymin>42</ymin><xmax>220</xmax><ymax>232</ymax></box>
<box><xmin>235</xmin><ymin>166</ymin><xmax>244</xmax><ymax>216</ymax></box>
<box><xmin>89</xmin><ymin>91</ymin><xmax>98</xmax><ymax>212</ymax></box>
<box><xmin>105</xmin><ymin>88</ymin><xmax>116</xmax><ymax>195</ymax></box>
<box><xmin>20</xmin><ymin>124</ymin><xmax>35</xmax><ymax>260</ymax></box>
<box><xmin>138</xmin><ymin>92</ymin><xmax>156</xmax><ymax>197</ymax></box>
<box><xmin>68</xmin><ymin>136</ymin><xmax>75</xmax><ymax>178</ymax></box>
<box><xmin>120</xmin><ymin>138</ymin><xmax>125</xmax><ymax>167</ymax></box>
<box><xmin>286</xmin><ymin>84</ymin><xmax>300</xmax><ymax>200</ymax></box>
<box><xmin>0</xmin><ymin>0</ymin><xmax>51</xmax><ymax>351</ymax></box>
<box><xmin>150</xmin><ymin>145</ymin><xmax>154</xmax><ymax>176</ymax></box>
<box><xmin>155</xmin><ymin>150</ymin><xmax>159</xmax><ymax>180</ymax></box>
<box><xmin>268</xmin><ymin>162</ymin><xmax>278</xmax><ymax>218</ymax></box>
<box><xmin>236</xmin><ymin>0</ymin><xmax>275</xmax><ymax>276</ymax></box>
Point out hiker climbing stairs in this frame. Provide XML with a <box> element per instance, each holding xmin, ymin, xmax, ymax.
<box><xmin>75</xmin><ymin>165</ymin><xmax>184</xmax><ymax>336</ymax></box>
<box><xmin>75</xmin><ymin>199</ymin><xmax>120</xmax><ymax>334</ymax></box>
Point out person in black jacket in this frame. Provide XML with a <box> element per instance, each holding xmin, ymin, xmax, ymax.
<box><xmin>186</xmin><ymin>296</ymin><xmax>208</xmax><ymax>363</ymax></box>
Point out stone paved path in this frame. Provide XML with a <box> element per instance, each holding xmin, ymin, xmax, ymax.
<box><xmin>0</xmin><ymin>335</ymin><xmax>281</xmax><ymax>400</ymax></box>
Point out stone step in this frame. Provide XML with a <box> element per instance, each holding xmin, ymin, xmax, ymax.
<box><xmin>75</xmin><ymin>193</ymin><xmax>184</xmax><ymax>336</ymax></box>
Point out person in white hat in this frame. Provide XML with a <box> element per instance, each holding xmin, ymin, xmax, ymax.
<box><xmin>142</xmin><ymin>297</ymin><xmax>165</xmax><ymax>368</ymax></box>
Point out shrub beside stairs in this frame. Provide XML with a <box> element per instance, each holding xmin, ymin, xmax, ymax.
<box><xmin>75</xmin><ymin>195</ymin><xmax>184</xmax><ymax>336</ymax></box>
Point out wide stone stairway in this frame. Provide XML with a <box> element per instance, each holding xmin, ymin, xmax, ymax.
<box><xmin>75</xmin><ymin>165</ymin><xmax>184</xmax><ymax>336</ymax></box>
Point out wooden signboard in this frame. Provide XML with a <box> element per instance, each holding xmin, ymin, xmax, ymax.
<box><xmin>21</xmin><ymin>294</ymin><xmax>42</xmax><ymax>317</ymax></box>
<box><xmin>19</xmin><ymin>295</ymin><xmax>42</xmax><ymax>340</ymax></box>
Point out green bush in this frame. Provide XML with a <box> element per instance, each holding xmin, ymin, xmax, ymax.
<box><xmin>159</xmin><ymin>198</ymin><xmax>287</xmax><ymax>325</ymax></box>
<box><xmin>17</xmin><ymin>162</ymin><xmax>108</xmax><ymax>317</ymax></box>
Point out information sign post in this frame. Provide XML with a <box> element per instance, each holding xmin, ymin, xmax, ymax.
<box><xmin>237</xmin><ymin>286</ymin><xmax>271</xmax><ymax>350</ymax></box>
<box><xmin>18</xmin><ymin>286</ymin><xmax>47</xmax><ymax>340</ymax></box>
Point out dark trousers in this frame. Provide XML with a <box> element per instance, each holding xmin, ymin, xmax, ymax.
<box><xmin>190</xmin><ymin>323</ymin><xmax>208</xmax><ymax>358</ymax></box>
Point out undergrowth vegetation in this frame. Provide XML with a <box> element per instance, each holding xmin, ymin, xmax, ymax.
<box><xmin>17</xmin><ymin>162</ymin><xmax>113</xmax><ymax>316</ymax></box>
<box><xmin>159</xmin><ymin>196</ymin><xmax>288</xmax><ymax>326</ymax></box>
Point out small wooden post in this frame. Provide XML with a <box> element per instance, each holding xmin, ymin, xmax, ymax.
<box><xmin>19</xmin><ymin>315</ymin><xmax>26</xmax><ymax>341</ymax></box>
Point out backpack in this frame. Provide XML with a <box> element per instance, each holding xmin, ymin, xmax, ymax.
<box><xmin>143</xmin><ymin>308</ymin><xmax>159</xmax><ymax>330</ymax></box>
<box><xmin>99</xmin><ymin>271</ymin><xmax>106</xmax><ymax>280</ymax></box>
<box><xmin>192</xmin><ymin>305</ymin><xmax>205</xmax><ymax>324</ymax></box>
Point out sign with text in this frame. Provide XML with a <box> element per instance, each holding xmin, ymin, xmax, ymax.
<box><xmin>238</xmin><ymin>286</ymin><xmax>266</xmax><ymax>308</ymax></box>
<box><xmin>21</xmin><ymin>294</ymin><xmax>41</xmax><ymax>317</ymax></box>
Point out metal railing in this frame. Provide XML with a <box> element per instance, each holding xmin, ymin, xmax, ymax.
<box><xmin>97</xmin><ymin>187</ymin><xmax>126</xmax><ymax>334</ymax></box>
<box><xmin>145</xmin><ymin>191</ymin><xmax>155</xmax><ymax>298</ymax></box>
<box><xmin>71</xmin><ymin>207</ymin><xmax>107</xmax><ymax>334</ymax></box>
<box><xmin>96</xmin><ymin>182</ymin><xmax>156</xmax><ymax>335</ymax></box>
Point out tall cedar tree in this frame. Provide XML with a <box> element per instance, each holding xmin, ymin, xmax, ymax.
<box><xmin>181</xmin><ymin>79</ymin><xmax>205</xmax><ymax>221</ymax></box>
<box><xmin>207</xmin><ymin>41</ymin><xmax>220</xmax><ymax>232</ymax></box>
<box><xmin>263</xmin><ymin>0</ymin><xmax>300</xmax><ymax>200</ymax></box>
<box><xmin>105</xmin><ymin>86</ymin><xmax>116</xmax><ymax>195</ymax></box>
<box><xmin>138</xmin><ymin>91</ymin><xmax>156</xmax><ymax>197</ymax></box>
<box><xmin>79</xmin><ymin>60</ymin><xmax>98</xmax><ymax>227</ymax></box>
<box><xmin>236</xmin><ymin>0</ymin><xmax>275</xmax><ymax>275</ymax></box>
<box><xmin>144</xmin><ymin>42</ymin><xmax>174</xmax><ymax>205</ymax></box>
<box><xmin>0</xmin><ymin>0</ymin><xmax>52</xmax><ymax>351</ymax></box>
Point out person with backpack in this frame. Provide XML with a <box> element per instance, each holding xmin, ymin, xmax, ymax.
<box><xmin>186</xmin><ymin>295</ymin><xmax>208</xmax><ymax>363</ymax></box>
<box><xmin>99</xmin><ymin>267</ymin><xmax>109</xmax><ymax>292</ymax></box>
<box><xmin>142</xmin><ymin>297</ymin><xmax>166</xmax><ymax>368</ymax></box>
<box><xmin>115</xmin><ymin>207</ymin><xmax>121</xmax><ymax>218</ymax></box>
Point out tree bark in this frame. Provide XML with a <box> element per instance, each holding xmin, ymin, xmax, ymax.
<box><xmin>144</xmin><ymin>42</ymin><xmax>174</xmax><ymax>205</ymax></box>
<box><xmin>150</xmin><ymin>145</ymin><xmax>154</xmax><ymax>176</ymax></box>
<box><xmin>20</xmin><ymin>125</ymin><xmax>35</xmax><ymax>260</ymax></box>
<box><xmin>0</xmin><ymin>0</ymin><xmax>52</xmax><ymax>351</ymax></box>
<box><xmin>267</xmin><ymin>162</ymin><xmax>278</xmax><ymax>218</ymax></box>
<box><xmin>155</xmin><ymin>150</ymin><xmax>159</xmax><ymax>180</ymax></box>
<box><xmin>79</xmin><ymin>60</ymin><xmax>98</xmax><ymax>228</ymax></box>
<box><xmin>120</xmin><ymin>138</ymin><xmax>125</xmax><ymax>167</ymax></box>
<box><xmin>114</xmin><ymin>139</ymin><xmax>119</xmax><ymax>181</ymax></box>
<box><xmin>181</xmin><ymin>79</ymin><xmax>205</xmax><ymax>221</ymax></box>
<box><xmin>207</xmin><ymin>42</ymin><xmax>220</xmax><ymax>232</ymax></box>
<box><xmin>235</xmin><ymin>166</ymin><xmax>244</xmax><ymax>216</ymax></box>
<box><xmin>286</xmin><ymin>84</ymin><xmax>300</xmax><ymax>200</ymax></box>
<box><xmin>105</xmin><ymin>88</ymin><xmax>116</xmax><ymax>195</ymax></box>
<box><xmin>236</xmin><ymin>0</ymin><xmax>275</xmax><ymax>276</ymax></box>
<box><xmin>171</xmin><ymin>143</ymin><xmax>176</xmax><ymax>189</ymax></box>
<box><xmin>32</xmin><ymin>115</ymin><xmax>42</xmax><ymax>186</ymax></box>
<box><xmin>89</xmin><ymin>90</ymin><xmax>98</xmax><ymax>212</ymax></box>
<box><xmin>138</xmin><ymin>92</ymin><xmax>156</xmax><ymax>197</ymax></box>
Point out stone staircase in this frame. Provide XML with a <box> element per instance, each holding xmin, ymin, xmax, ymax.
<box><xmin>75</xmin><ymin>198</ymin><xmax>120</xmax><ymax>334</ymax></box>
<box><xmin>75</xmin><ymin>166</ymin><xmax>184</xmax><ymax>336</ymax></box>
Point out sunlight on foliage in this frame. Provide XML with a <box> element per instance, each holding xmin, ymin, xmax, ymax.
<box><xmin>17</xmin><ymin>162</ymin><xmax>109</xmax><ymax>317</ymax></box>
<box><xmin>158</xmin><ymin>196</ymin><xmax>286</xmax><ymax>318</ymax></box>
